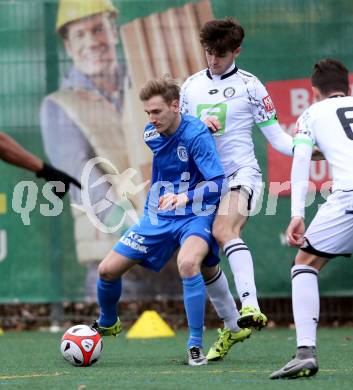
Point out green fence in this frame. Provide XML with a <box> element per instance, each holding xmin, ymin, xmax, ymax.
<box><xmin>1</xmin><ymin>0</ymin><xmax>353</xmax><ymax>302</ymax></box>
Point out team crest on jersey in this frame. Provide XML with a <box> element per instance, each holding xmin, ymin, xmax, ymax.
<box><xmin>223</xmin><ymin>87</ymin><xmax>235</xmax><ymax>98</ymax></box>
<box><xmin>177</xmin><ymin>146</ymin><xmax>188</xmax><ymax>162</ymax></box>
<box><xmin>262</xmin><ymin>95</ymin><xmax>275</xmax><ymax>112</ymax></box>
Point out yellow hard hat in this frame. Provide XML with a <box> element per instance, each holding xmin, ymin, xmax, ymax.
<box><xmin>56</xmin><ymin>0</ymin><xmax>118</xmax><ymax>32</ymax></box>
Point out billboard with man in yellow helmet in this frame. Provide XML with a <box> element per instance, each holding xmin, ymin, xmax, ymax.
<box><xmin>39</xmin><ymin>0</ymin><xmax>211</xmax><ymax>302</ymax></box>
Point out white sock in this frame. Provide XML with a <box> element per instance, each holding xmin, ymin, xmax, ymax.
<box><xmin>224</xmin><ymin>238</ymin><xmax>259</xmax><ymax>309</ymax></box>
<box><xmin>291</xmin><ymin>265</ymin><xmax>319</xmax><ymax>347</ymax></box>
<box><xmin>205</xmin><ymin>268</ymin><xmax>240</xmax><ymax>331</ymax></box>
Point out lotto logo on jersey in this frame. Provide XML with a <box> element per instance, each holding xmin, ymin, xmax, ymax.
<box><xmin>262</xmin><ymin>95</ymin><xmax>275</xmax><ymax>112</ymax></box>
<box><xmin>196</xmin><ymin>103</ymin><xmax>227</xmax><ymax>136</ymax></box>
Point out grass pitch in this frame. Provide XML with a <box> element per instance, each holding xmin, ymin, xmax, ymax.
<box><xmin>0</xmin><ymin>327</ymin><xmax>353</xmax><ymax>389</ymax></box>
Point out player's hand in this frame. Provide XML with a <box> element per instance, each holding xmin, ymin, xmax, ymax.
<box><xmin>203</xmin><ymin>116</ymin><xmax>221</xmax><ymax>133</ymax></box>
<box><xmin>311</xmin><ymin>146</ymin><xmax>325</xmax><ymax>161</ymax></box>
<box><xmin>158</xmin><ymin>193</ymin><xmax>188</xmax><ymax>211</ymax></box>
<box><xmin>286</xmin><ymin>216</ymin><xmax>305</xmax><ymax>247</ymax></box>
<box><xmin>36</xmin><ymin>163</ymin><xmax>82</xmax><ymax>199</ymax></box>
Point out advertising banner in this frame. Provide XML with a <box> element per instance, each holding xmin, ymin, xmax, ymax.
<box><xmin>1</xmin><ymin>0</ymin><xmax>353</xmax><ymax>301</ymax></box>
<box><xmin>267</xmin><ymin>75</ymin><xmax>353</xmax><ymax>196</ymax></box>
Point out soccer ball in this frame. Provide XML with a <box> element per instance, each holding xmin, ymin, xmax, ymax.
<box><xmin>60</xmin><ymin>324</ymin><xmax>103</xmax><ymax>366</ymax></box>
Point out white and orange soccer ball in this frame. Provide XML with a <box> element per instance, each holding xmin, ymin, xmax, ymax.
<box><xmin>60</xmin><ymin>324</ymin><xmax>103</xmax><ymax>366</ymax></box>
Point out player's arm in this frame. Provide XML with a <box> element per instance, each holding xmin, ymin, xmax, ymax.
<box><xmin>287</xmin><ymin>138</ymin><xmax>313</xmax><ymax>247</ymax></box>
<box><xmin>259</xmin><ymin>120</ymin><xmax>325</xmax><ymax>160</ymax></box>
<box><xmin>188</xmin><ymin>125</ymin><xmax>225</xmax><ymax>202</ymax></box>
<box><xmin>0</xmin><ymin>131</ymin><xmax>81</xmax><ymax>198</ymax></box>
<box><xmin>176</xmin><ymin>125</ymin><xmax>225</xmax><ymax>207</ymax></box>
<box><xmin>247</xmin><ymin>77</ymin><xmax>293</xmax><ymax>156</ymax></box>
<box><xmin>158</xmin><ymin>175</ymin><xmax>224</xmax><ymax>211</ymax></box>
<box><xmin>251</xmin><ymin>78</ymin><xmax>322</xmax><ymax>160</ymax></box>
<box><xmin>258</xmin><ymin>119</ymin><xmax>293</xmax><ymax>156</ymax></box>
<box><xmin>186</xmin><ymin>175</ymin><xmax>224</xmax><ymax>203</ymax></box>
<box><xmin>0</xmin><ymin>131</ymin><xmax>44</xmax><ymax>171</ymax></box>
<box><xmin>158</xmin><ymin>124</ymin><xmax>225</xmax><ymax>211</ymax></box>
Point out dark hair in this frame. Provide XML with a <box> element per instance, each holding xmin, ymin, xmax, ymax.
<box><xmin>200</xmin><ymin>17</ymin><xmax>244</xmax><ymax>56</ymax></box>
<box><xmin>139</xmin><ymin>76</ymin><xmax>180</xmax><ymax>104</ymax></box>
<box><xmin>311</xmin><ymin>59</ymin><xmax>349</xmax><ymax>96</ymax></box>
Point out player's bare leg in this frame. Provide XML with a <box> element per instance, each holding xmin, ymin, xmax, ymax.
<box><xmin>213</xmin><ymin>189</ymin><xmax>267</xmax><ymax>330</ymax></box>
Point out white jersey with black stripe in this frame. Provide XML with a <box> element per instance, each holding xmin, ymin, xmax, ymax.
<box><xmin>180</xmin><ymin>65</ymin><xmax>278</xmax><ymax>177</ymax></box>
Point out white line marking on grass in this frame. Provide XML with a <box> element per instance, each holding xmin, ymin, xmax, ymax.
<box><xmin>0</xmin><ymin>372</ymin><xmax>67</xmax><ymax>380</ymax></box>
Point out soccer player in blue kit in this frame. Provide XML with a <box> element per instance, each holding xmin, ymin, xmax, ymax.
<box><xmin>93</xmin><ymin>77</ymin><xmax>225</xmax><ymax>365</ymax></box>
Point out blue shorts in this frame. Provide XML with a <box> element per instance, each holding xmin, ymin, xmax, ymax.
<box><xmin>113</xmin><ymin>213</ymin><xmax>219</xmax><ymax>272</ymax></box>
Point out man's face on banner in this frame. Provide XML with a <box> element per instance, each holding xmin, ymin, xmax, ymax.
<box><xmin>64</xmin><ymin>13</ymin><xmax>118</xmax><ymax>77</ymax></box>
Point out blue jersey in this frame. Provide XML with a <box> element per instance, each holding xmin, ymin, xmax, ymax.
<box><xmin>143</xmin><ymin>115</ymin><xmax>224</xmax><ymax>218</ymax></box>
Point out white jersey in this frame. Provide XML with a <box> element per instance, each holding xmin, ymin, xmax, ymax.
<box><xmin>180</xmin><ymin>65</ymin><xmax>278</xmax><ymax>177</ymax></box>
<box><xmin>294</xmin><ymin>96</ymin><xmax>353</xmax><ymax>192</ymax></box>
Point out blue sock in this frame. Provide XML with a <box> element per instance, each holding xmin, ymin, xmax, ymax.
<box><xmin>182</xmin><ymin>273</ymin><xmax>206</xmax><ymax>348</ymax></box>
<box><xmin>96</xmin><ymin>278</ymin><xmax>122</xmax><ymax>327</ymax></box>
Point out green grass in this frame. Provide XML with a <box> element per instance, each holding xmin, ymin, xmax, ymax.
<box><xmin>0</xmin><ymin>328</ymin><xmax>353</xmax><ymax>389</ymax></box>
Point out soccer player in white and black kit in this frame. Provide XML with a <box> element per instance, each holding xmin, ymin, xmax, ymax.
<box><xmin>180</xmin><ymin>18</ymin><xmax>293</xmax><ymax>361</ymax></box>
<box><xmin>270</xmin><ymin>59</ymin><xmax>353</xmax><ymax>379</ymax></box>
